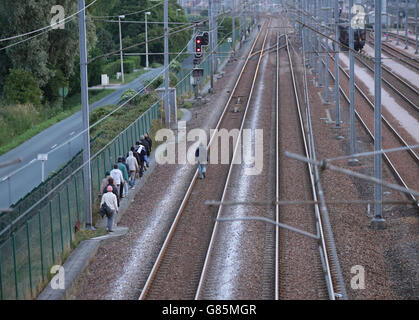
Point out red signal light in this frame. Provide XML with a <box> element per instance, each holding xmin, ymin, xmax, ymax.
<box><xmin>196</xmin><ymin>39</ymin><xmax>201</xmax><ymax>44</ymax></box>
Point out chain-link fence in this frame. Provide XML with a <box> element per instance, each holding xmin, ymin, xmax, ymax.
<box><xmin>0</xmin><ymin>101</ymin><xmax>159</xmax><ymax>300</ymax></box>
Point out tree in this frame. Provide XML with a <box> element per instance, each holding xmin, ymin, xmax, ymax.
<box><xmin>4</xmin><ymin>69</ymin><xmax>42</xmax><ymax>106</ymax></box>
<box><xmin>0</xmin><ymin>0</ymin><xmax>97</xmax><ymax>100</ymax></box>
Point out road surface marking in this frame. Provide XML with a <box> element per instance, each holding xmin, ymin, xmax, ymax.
<box><xmin>51</xmin><ymin>144</ymin><xmax>57</xmax><ymax>150</ymax></box>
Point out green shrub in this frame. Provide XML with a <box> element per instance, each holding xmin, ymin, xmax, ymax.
<box><xmin>151</xmin><ymin>62</ymin><xmax>162</xmax><ymax>68</ymax></box>
<box><xmin>103</xmin><ymin>59</ymin><xmax>135</xmax><ymax>78</ymax></box>
<box><xmin>169</xmin><ymin>60</ymin><xmax>181</xmax><ymax>74</ymax></box>
<box><xmin>43</xmin><ymin>69</ymin><xmax>68</xmax><ymax>103</ymax></box>
<box><xmin>144</xmin><ymin>72</ymin><xmax>178</xmax><ymax>90</ymax></box>
<box><xmin>126</xmin><ymin>56</ymin><xmax>142</xmax><ymax>69</ymax></box>
<box><xmin>4</xmin><ymin>69</ymin><xmax>42</xmax><ymax>106</ymax></box>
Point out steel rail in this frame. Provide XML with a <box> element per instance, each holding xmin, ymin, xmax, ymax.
<box><xmin>319</xmin><ymin>47</ymin><xmax>418</xmax><ymax>205</ymax></box>
<box><xmin>138</xmin><ymin>20</ymin><xmax>269</xmax><ymax>300</ymax></box>
<box><xmin>322</xmin><ymin>42</ymin><xmax>419</xmax><ymax>164</ymax></box>
<box><xmin>368</xmin><ymin>32</ymin><xmax>419</xmax><ymax>69</ymax></box>
<box><xmin>287</xmin><ymin>36</ymin><xmax>338</xmax><ymax>300</ymax></box>
<box><xmin>194</xmin><ymin>21</ymin><xmax>271</xmax><ymax>300</ymax></box>
<box><xmin>355</xmin><ymin>49</ymin><xmax>419</xmax><ymax>113</ymax></box>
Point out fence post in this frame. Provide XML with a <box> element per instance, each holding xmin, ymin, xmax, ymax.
<box><xmin>66</xmin><ymin>185</ymin><xmax>72</xmax><ymax>246</ymax></box>
<box><xmin>38</xmin><ymin>210</ymin><xmax>44</xmax><ymax>281</ymax></box>
<box><xmin>125</xmin><ymin>130</ymin><xmax>129</xmax><ymax>154</ymax></box>
<box><xmin>58</xmin><ymin>193</ymin><xmax>64</xmax><ymax>254</ymax></box>
<box><xmin>11</xmin><ymin>232</ymin><xmax>18</xmax><ymax>299</ymax></box>
<box><xmin>49</xmin><ymin>201</ymin><xmax>55</xmax><ymax>263</ymax></box>
<box><xmin>97</xmin><ymin>157</ymin><xmax>101</xmax><ymax>193</ymax></box>
<box><xmin>26</xmin><ymin>220</ymin><xmax>33</xmax><ymax>297</ymax></box>
<box><xmin>74</xmin><ymin>175</ymin><xmax>80</xmax><ymax>221</ymax></box>
<box><xmin>103</xmin><ymin>151</ymin><xmax>107</xmax><ymax>176</ymax></box>
<box><xmin>118</xmin><ymin>136</ymin><xmax>121</xmax><ymax>157</ymax></box>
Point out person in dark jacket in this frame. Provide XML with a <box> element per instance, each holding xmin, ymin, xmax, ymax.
<box><xmin>144</xmin><ymin>132</ymin><xmax>152</xmax><ymax>153</ymax></box>
<box><xmin>103</xmin><ymin>177</ymin><xmax>120</xmax><ymax>207</ymax></box>
<box><xmin>135</xmin><ymin>142</ymin><xmax>146</xmax><ymax>175</ymax></box>
<box><xmin>139</xmin><ymin>135</ymin><xmax>150</xmax><ymax>167</ymax></box>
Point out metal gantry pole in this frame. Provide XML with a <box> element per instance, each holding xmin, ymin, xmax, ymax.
<box><xmin>405</xmin><ymin>0</ymin><xmax>409</xmax><ymax>49</ymax></box>
<box><xmin>314</xmin><ymin>0</ymin><xmax>318</xmax><ymax>83</ymax></box>
<box><xmin>164</xmin><ymin>0</ymin><xmax>170</xmax><ymax>127</ymax></box>
<box><xmin>78</xmin><ymin>0</ymin><xmax>93</xmax><ymax>230</ymax></box>
<box><xmin>386</xmin><ymin>0</ymin><xmax>389</xmax><ymax>41</ymax></box>
<box><xmin>324</xmin><ymin>2</ymin><xmax>330</xmax><ymax>104</ymax></box>
<box><xmin>209</xmin><ymin>0</ymin><xmax>214</xmax><ymax>91</ymax></box>
<box><xmin>318</xmin><ymin>0</ymin><xmax>323</xmax><ymax>87</ymax></box>
<box><xmin>416</xmin><ymin>0</ymin><xmax>418</xmax><ymax>54</ymax></box>
<box><xmin>397</xmin><ymin>0</ymin><xmax>400</xmax><ymax>45</ymax></box>
<box><xmin>348</xmin><ymin>0</ymin><xmax>358</xmax><ymax>164</ymax></box>
<box><xmin>372</xmin><ymin>0</ymin><xmax>385</xmax><ymax>228</ymax></box>
<box><xmin>232</xmin><ymin>0</ymin><xmax>236</xmax><ymax>54</ymax></box>
<box><xmin>118</xmin><ymin>15</ymin><xmax>125</xmax><ymax>83</ymax></box>
<box><xmin>334</xmin><ymin>0</ymin><xmax>341</xmax><ymax>129</ymax></box>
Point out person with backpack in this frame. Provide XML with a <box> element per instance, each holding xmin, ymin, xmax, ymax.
<box><xmin>139</xmin><ymin>135</ymin><xmax>150</xmax><ymax>168</ymax></box>
<box><xmin>100</xmin><ymin>186</ymin><xmax>119</xmax><ymax>232</ymax></box>
<box><xmin>135</xmin><ymin>141</ymin><xmax>146</xmax><ymax>175</ymax></box>
<box><xmin>195</xmin><ymin>143</ymin><xmax>208</xmax><ymax>179</ymax></box>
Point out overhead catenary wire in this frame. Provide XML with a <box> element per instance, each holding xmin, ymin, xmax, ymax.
<box><xmin>90</xmin><ymin>1</ymin><xmax>163</xmax><ymax>18</ymax></box>
<box><xmin>87</xmin><ymin>9</ymin><xmax>232</xmax><ymax>64</ymax></box>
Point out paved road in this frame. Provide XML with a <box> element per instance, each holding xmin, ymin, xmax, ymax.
<box><xmin>0</xmin><ymin>67</ymin><xmax>163</xmax><ymax>208</ymax></box>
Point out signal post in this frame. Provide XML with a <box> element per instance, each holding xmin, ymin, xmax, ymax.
<box><xmin>192</xmin><ymin>32</ymin><xmax>208</xmax><ymax>100</ymax></box>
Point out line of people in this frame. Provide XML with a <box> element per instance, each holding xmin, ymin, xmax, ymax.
<box><xmin>99</xmin><ymin>133</ymin><xmax>152</xmax><ymax>232</ymax></box>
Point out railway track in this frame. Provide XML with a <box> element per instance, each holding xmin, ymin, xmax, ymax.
<box><xmin>367</xmin><ymin>32</ymin><xmax>419</xmax><ymax>71</ymax></box>
<box><xmin>320</xmin><ymin>43</ymin><xmax>419</xmax><ymax>205</ymax></box>
<box><xmin>282</xmin><ymin>34</ymin><xmax>344</xmax><ymax>300</ymax></box>
<box><xmin>138</xmin><ymin>19</ymin><xmax>271</xmax><ymax>300</ymax></box>
<box><xmin>356</xmin><ymin>45</ymin><xmax>419</xmax><ymax>113</ymax></box>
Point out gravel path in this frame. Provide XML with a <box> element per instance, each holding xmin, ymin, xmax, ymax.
<box><xmin>71</xmin><ymin>28</ymin><xmax>259</xmax><ymax>300</ymax></box>
<box><xmin>293</xmin><ymin>34</ymin><xmax>419</xmax><ymax>299</ymax></box>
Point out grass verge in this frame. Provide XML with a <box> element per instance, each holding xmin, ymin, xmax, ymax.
<box><xmin>0</xmin><ymin>89</ymin><xmax>115</xmax><ymax>156</ymax></box>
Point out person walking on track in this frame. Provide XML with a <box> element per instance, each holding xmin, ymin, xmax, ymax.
<box><xmin>195</xmin><ymin>143</ymin><xmax>208</xmax><ymax>180</ymax></box>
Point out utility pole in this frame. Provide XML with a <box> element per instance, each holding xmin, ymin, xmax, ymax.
<box><xmin>78</xmin><ymin>0</ymin><xmax>93</xmax><ymax>230</ymax></box>
<box><xmin>118</xmin><ymin>15</ymin><xmax>125</xmax><ymax>83</ymax></box>
<box><xmin>164</xmin><ymin>0</ymin><xmax>170</xmax><ymax>127</ymax></box>
<box><xmin>372</xmin><ymin>0</ymin><xmax>385</xmax><ymax>229</ymax></box>
<box><xmin>145</xmin><ymin>12</ymin><xmax>151</xmax><ymax>69</ymax></box>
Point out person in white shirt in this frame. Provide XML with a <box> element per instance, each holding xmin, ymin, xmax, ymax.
<box><xmin>100</xmin><ymin>186</ymin><xmax>119</xmax><ymax>232</ymax></box>
<box><xmin>110</xmin><ymin>164</ymin><xmax>124</xmax><ymax>199</ymax></box>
